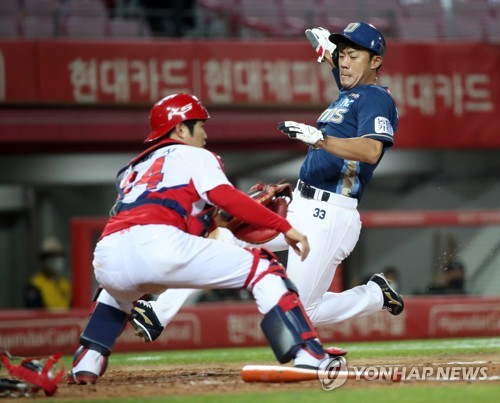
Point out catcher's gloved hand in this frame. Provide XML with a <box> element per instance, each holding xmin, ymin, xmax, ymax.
<box><xmin>223</xmin><ymin>182</ymin><xmax>293</xmax><ymax>244</ymax></box>
<box><xmin>305</xmin><ymin>27</ymin><xmax>336</xmax><ymax>63</ymax></box>
<box><xmin>278</xmin><ymin>121</ymin><xmax>325</xmax><ymax>147</ymax></box>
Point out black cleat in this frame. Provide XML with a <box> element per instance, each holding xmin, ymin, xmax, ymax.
<box><xmin>130</xmin><ymin>300</ymin><xmax>164</xmax><ymax>342</ymax></box>
<box><xmin>369</xmin><ymin>273</ymin><xmax>405</xmax><ymax>315</ymax></box>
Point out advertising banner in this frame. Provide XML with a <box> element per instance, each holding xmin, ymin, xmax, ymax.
<box><xmin>0</xmin><ymin>40</ymin><xmax>499</xmax><ymax>148</ymax></box>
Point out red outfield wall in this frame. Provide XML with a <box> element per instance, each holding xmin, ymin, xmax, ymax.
<box><xmin>0</xmin><ymin>296</ymin><xmax>499</xmax><ymax>357</ymax></box>
<box><xmin>0</xmin><ymin>40</ymin><xmax>499</xmax><ymax>149</ymax></box>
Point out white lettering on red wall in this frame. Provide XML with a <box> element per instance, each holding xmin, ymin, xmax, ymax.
<box><xmin>429</xmin><ymin>303</ymin><xmax>500</xmax><ymax>335</ymax></box>
<box><xmin>68</xmin><ymin>57</ymin><xmax>335</xmax><ymax>104</ymax></box>
<box><xmin>381</xmin><ymin>73</ymin><xmax>493</xmax><ymax>116</ymax></box>
<box><xmin>69</xmin><ymin>58</ymin><xmax>191</xmax><ymax>103</ymax></box>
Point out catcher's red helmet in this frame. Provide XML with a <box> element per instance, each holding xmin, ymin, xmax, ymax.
<box><xmin>146</xmin><ymin>93</ymin><xmax>210</xmax><ymax>142</ymax></box>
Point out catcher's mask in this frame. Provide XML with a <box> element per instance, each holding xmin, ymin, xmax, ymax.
<box><xmin>146</xmin><ymin>93</ymin><xmax>210</xmax><ymax>143</ymax></box>
<box><xmin>0</xmin><ymin>351</ymin><xmax>64</xmax><ymax>397</ymax></box>
<box><xmin>329</xmin><ymin>21</ymin><xmax>386</xmax><ymax>57</ymax></box>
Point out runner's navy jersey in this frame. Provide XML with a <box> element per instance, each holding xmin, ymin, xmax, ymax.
<box><xmin>299</xmin><ymin>82</ymin><xmax>398</xmax><ymax>201</ymax></box>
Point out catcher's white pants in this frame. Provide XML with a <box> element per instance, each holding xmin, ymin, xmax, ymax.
<box><xmin>152</xmin><ymin>188</ymin><xmax>383</xmax><ymax>328</ymax></box>
<box><xmin>93</xmin><ymin>224</ymin><xmax>292</xmax><ymax>317</ymax></box>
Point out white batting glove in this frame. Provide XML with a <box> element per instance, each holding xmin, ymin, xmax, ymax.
<box><xmin>305</xmin><ymin>27</ymin><xmax>336</xmax><ymax>63</ymax></box>
<box><xmin>278</xmin><ymin>121</ymin><xmax>325</xmax><ymax>146</ymax></box>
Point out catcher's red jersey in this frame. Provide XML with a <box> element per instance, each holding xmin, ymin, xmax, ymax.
<box><xmin>102</xmin><ymin>139</ymin><xmax>230</xmax><ymax>237</ymax></box>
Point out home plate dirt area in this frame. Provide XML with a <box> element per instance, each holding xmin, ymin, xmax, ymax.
<box><xmin>55</xmin><ymin>352</ymin><xmax>499</xmax><ymax>400</ymax></box>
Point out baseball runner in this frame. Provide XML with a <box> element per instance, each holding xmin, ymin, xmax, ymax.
<box><xmin>131</xmin><ymin>22</ymin><xmax>404</xmax><ymax>351</ymax></box>
<box><xmin>274</xmin><ymin>21</ymin><xmax>404</xmax><ymax>326</ymax></box>
<box><xmin>67</xmin><ymin>93</ymin><xmax>339</xmax><ymax>385</ymax></box>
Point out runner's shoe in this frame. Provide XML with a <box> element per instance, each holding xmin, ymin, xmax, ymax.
<box><xmin>369</xmin><ymin>273</ymin><xmax>404</xmax><ymax>315</ymax></box>
<box><xmin>130</xmin><ymin>300</ymin><xmax>164</xmax><ymax>342</ymax></box>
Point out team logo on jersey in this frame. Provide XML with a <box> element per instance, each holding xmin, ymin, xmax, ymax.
<box><xmin>167</xmin><ymin>103</ymin><xmax>193</xmax><ymax>120</ymax></box>
<box><xmin>318</xmin><ymin>96</ymin><xmax>355</xmax><ymax>124</ymax></box>
<box><xmin>374</xmin><ymin>116</ymin><xmax>394</xmax><ymax>135</ymax></box>
<box><xmin>318</xmin><ymin>107</ymin><xmax>348</xmax><ymax>124</ymax></box>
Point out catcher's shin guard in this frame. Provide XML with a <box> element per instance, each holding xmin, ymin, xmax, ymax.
<box><xmin>79</xmin><ymin>302</ymin><xmax>128</xmax><ymax>355</ymax></box>
<box><xmin>261</xmin><ymin>291</ymin><xmax>325</xmax><ymax>364</ymax></box>
<box><xmin>68</xmin><ymin>302</ymin><xmax>127</xmax><ymax>384</ymax></box>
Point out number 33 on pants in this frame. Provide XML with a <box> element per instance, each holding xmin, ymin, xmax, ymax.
<box><xmin>313</xmin><ymin>208</ymin><xmax>326</xmax><ymax>219</ymax></box>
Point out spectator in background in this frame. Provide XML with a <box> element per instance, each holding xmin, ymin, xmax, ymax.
<box><xmin>23</xmin><ymin>236</ymin><xmax>72</xmax><ymax>309</ymax></box>
<box><xmin>427</xmin><ymin>258</ymin><xmax>466</xmax><ymax>295</ymax></box>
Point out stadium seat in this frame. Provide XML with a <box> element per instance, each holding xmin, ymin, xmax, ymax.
<box><xmin>63</xmin><ymin>0</ymin><xmax>109</xmax><ymax>18</ymax></box>
<box><xmin>315</xmin><ymin>0</ymin><xmax>349</xmax><ymax>32</ymax></box>
<box><xmin>316</xmin><ymin>0</ymin><xmax>393</xmax><ymax>36</ymax></box>
<box><xmin>109</xmin><ymin>17</ymin><xmax>149</xmax><ymax>38</ymax></box>
<box><xmin>0</xmin><ymin>16</ymin><xmax>20</xmax><ymax>38</ymax></box>
<box><xmin>197</xmin><ymin>0</ymin><xmax>239</xmax><ymax>37</ymax></box>
<box><xmin>62</xmin><ymin>15</ymin><xmax>109</xmax><ymax>38</ymax></box>
<box><xmin>397</xmin><ymin>16</ymin><xmax>443</xmax><ymax>40</ymax></box>
<box><xmin>366</xmin><ymin>0</ymin><xmax>401</xmax><ymax>12</ymax></box>
<box><xmin>446</xmin><ymin>16</ymin><xmax>484</xmax><ymax>41</ymax></box>
<box><xmin>59</xmin><ymin>0</ymin><xmax>110</xmax><ymax>38</ymax></box>
<box><xmin>400</xmin><ymin>0</ymin><xmax>445</xmax><ymax>19</ymax></box>
<box><xmin>0</xmin><ymin>0</ymin><xmax>20</xmax><ymax>14</ymax></box>
<box><xmin>365</xmin><ymin>0</ymin><xmax>402</xmax><ymax>37</ymax></box>
<box><xmin>21</xmin><ymin>15</ymin><xmax>57</xmax><ymax>38</ymax></box>
<box><xmin>490</xmin><ymin>0</ymin><xmax>500</xmax><ymax>19</ymax></box>
<box><xmin>23</xmin><ymin>0</ymin><xmax>61</xmax><ymax>16</ymax></box>
<box><xmin>452</xmin><ymin>0</ymin><xmax>490</xmax><ymax>20</ymax></box>
<box><xmin>236</xmin><ymin>0</ymin><xmax>284</xmax><ymax>37</ymax></box>
<box><xmin>448</xmin><ymin>0</ymin><xmax>489</xmax><ymax>41</ymax></box>
<box><xmin>281</xmin><ymin>0</ymin><xmax>319</xmax><ymax>35</ymax></box>
<box><xmin>486</xmin><ymin>16</ymin><xmax>500</xmax><ymax>42</ymax></box>
<box><xmin>317</xmin><ymin>0</ymin><xmax>360</xmax><ymax>24</ymax></box>
<box><xmin>197</xmin><ymin>0</ymin><xmax>236</xmax><ymax>13</ymax></box>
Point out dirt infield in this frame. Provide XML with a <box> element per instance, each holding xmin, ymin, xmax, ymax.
<box><xmin>49</xmin><ymin>352</ymin><xmax>500</xmax><ymax>400</ymax></box>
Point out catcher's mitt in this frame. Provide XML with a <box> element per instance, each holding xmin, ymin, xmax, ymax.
<box><xmin>222</xmin><ymin>182</ymin><xmax>293</xmax><ymax>244</ymax></box>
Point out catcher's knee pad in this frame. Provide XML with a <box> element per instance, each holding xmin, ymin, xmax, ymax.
<box><xmin>261</xmin><ymin>291</ymin><xmax>325</xmax><ymax>364</ymax></box>
<box><xmin>80</xmin><ymin>302</ymin><xmax>128</xmax><ymax>356</ymax></box>
<box><xmin>245</xmin><ymin>247</ymin><xmax>298</xmax><ymax>294</ymax></box>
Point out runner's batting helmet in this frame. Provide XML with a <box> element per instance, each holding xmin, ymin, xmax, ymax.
<box><xmin>146</xmin><ymin>93</ymin><xmax>210</xmax><ymax>142</ymax></box>
<box><xmin>329</xmin><ymin>22</ymin><xmax>386</xmax><ymax>57</ymax></box>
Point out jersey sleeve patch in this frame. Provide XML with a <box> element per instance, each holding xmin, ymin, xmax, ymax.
<box><xmin>374</xmin><ymin>116</ymin><xmax>394</xmax><ymax>136</ymax></box>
